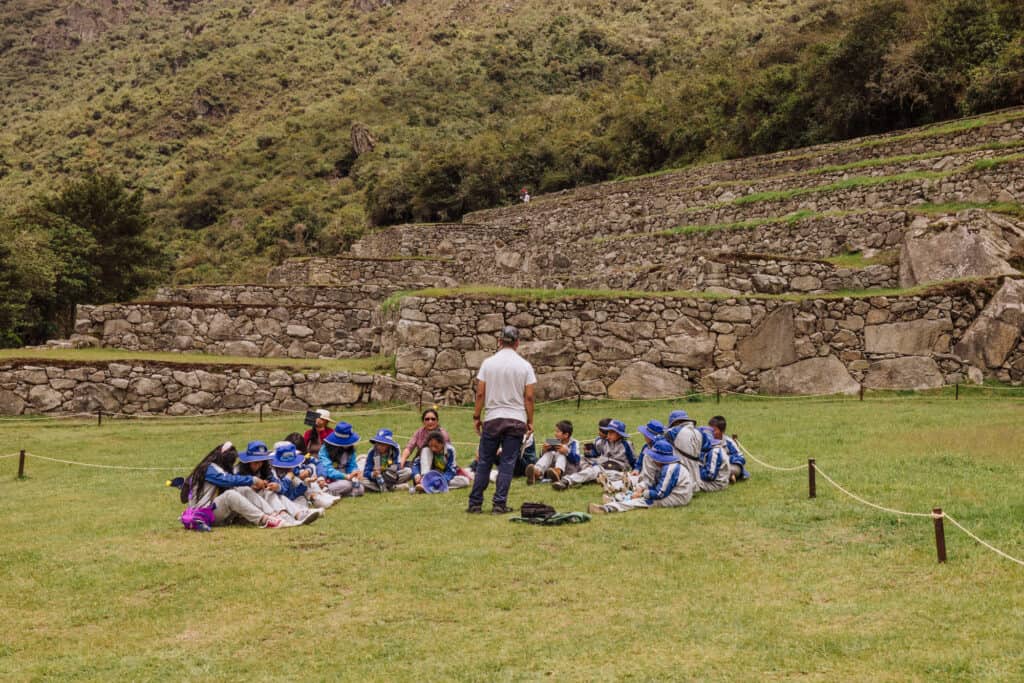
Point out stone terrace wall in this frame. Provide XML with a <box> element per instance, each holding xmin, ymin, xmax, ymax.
<box><xmin>463</xmin><ymin>115</ymin><xmax>1024</xmax><ymax>230</ymax></box>
<box><xmin>465</xmin><ymin>158</ymin><xmax>1024</xmax><ymax>245</ymax></box>
<box><xmin>536</xmin><ymin>253</ymin><xmax>897</xmax><ymax>294</ymax></box>
<box><xmin>75</xmin><ymin>302</ymin><xmax>388</xmax><ymax>358</ymax></box>
<box><xmin>0</xmin><ymin>360</ymin><xmax>425</xmax><ymax>416</ymax></box>
<box><xmin>154</xmin><ymin>283</ymin><xmax>405</xmax><ymax>307</ymax></box>
<box><xmin>392</xmin><ymin>281</ymin><xmax>1022</xmax><ymax>402</ymax></box>
<box><xmin>265</xmin><ymin>257</ymin><xmax>459</xmax><ymax>288</ymax></box>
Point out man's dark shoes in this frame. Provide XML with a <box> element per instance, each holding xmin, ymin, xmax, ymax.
<box><xmin>466</xmin><ymin>504</ymin><xmax>483</xmax><ymax>514</ymax></box>
<box><xmin>491</xmin><ymin>504</ymin><xmax>514</xmax><ymax>515</ymax></box>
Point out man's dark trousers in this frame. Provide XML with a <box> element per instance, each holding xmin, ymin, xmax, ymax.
<box><xmin>469</xmin><ymin>418</ymin><xmax>526</xmax><ymax>507</ymax></box>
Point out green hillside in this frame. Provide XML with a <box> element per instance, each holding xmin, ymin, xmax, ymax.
<box><xmin>1</xmin><ymin>0</ymin><xmax>1022</xmax><ymax>285</ymax></box>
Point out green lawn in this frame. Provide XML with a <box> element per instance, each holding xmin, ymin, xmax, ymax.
<box><xmin>1</xmin><ymin>394</ymin><xmax>1023</xmax><ymax>680</ymax></box>
<box><xmin>0</xmin><ymin>348</ymin><xmax>395</xmax><ymax>374</ymax></box>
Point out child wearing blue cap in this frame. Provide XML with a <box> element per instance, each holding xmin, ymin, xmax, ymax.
<box><xmin>317</xmin><ymin>421</ymin><xmax>365</xmax><ymax>497</ymax></box>
<box><xmin>552</xmin><ymin>418</ymin><xmax>634</xmax><ymax>491</ymax></box>
<box><xmin>665</xmin><ymin>409</ymin><xmax>704</xmax><ymax>486</ymax></box>
<box><xmin>411</xmin><ymin>430</ymin><xmax>469</xmax><ymax>493</ymax></box>
<box><xmin>589</xmin><ymin>438</ymin><xmax>694</xmax><ymax>514</ymax></box>
<box><xmin>363</xmin><ymin>428</ymin><xmax>411</xmax><ymax>492</ymax></box>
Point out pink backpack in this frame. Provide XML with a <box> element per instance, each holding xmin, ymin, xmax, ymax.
<box><xmin>180</xmin><ymin>506</ymin><xmax>215</xmax><ymax>531</ymax></box>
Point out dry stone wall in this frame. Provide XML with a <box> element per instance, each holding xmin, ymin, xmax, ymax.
<box><xmin>0</xmin><ymin>360</ymin><xmax>425</xmax><ymax>416</ymax></box>
<box><xmin>392</xmin><ymin>281</ymin><xmax>1023</xmax><ymax>402</ymax></box>
<box><xmin>265</xmin><ymin>257</ymin><xmax>460</xmax><ymax>288</ymax></box>
<box><xmin>75</xmin><ymin>301</ymin><xmax>387</xmax><ymax>358</ymax></box>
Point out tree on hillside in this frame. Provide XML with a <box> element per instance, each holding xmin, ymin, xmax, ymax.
<box><xmin>42</xmin><ymin>173</ymin><xmax>163</xmax><ymax>302</ymax></box>
<box><xmin>0</xmin><ymin>174</ymin><xmax>164</xmax><ymax>345</ymax></box>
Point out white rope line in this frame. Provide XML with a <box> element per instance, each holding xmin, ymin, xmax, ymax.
<box><xmin>734</xmin><ymin>441</ymin><xmax>805</xmax><ymax>472</ymax></box>
<box><xmin>943</xmin><ymin>513</ymin><xmax>1024</xmax><ymax>567</ymax></box>
<box><xmin>22</xmin><ymin>452</ymin><xmax>183</xmax><ymax>472</ymax></box>
<box><xmin>0</xmin><ymin>452</ymin><xmax>20</xmax><ymax>459</ymax></box>
<box><xmin>812</xmin><ymin>464</ymin><xmax>933</xmax><ymax>518</ymax></box>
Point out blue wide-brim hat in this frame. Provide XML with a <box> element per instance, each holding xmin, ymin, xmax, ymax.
<box><xmin>421</xmin><ymin>470</ymin><xmax>449</xmax><ymax>494</ymax></box>
<box><xmin>239</xmin><ymin>440</ymin><xmax>272</xmax><ymax>463</ymax></box>
<box><xmin>369</xmin><ymin>428</ymin><xmax>399</xmax><ymax>451</ymax></box>
<box><xmin>668</xmin><ymin>409</ymin><xmax>695</xmax><ymax>426</ymax></box>
<box><xmin>605</xmin><ymin>419</ymin><xmax>628</xmax><ymax>438</ymax></box>
<box><xmin>271</xmin><ymin>442</ymin><xmax>305</xmax><ymax>469</ymax></box>
<box><xmin>325</xmin><ymin>421</ymin><xmax>360</xmax><ymax>447</ymax></box>
<box><xmin>638</xmin><ymin>419</ymin><xmax>665</xmax><ymax>442</ymax></box>
<box><xmin>649</xmin><ymin>438</ymin><xmax>679</xmax><ymax>464</ymax></box>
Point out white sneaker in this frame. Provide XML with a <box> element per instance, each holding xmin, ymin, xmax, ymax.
<box><xmin>297</xmin><ymin>508</ymin><xmax>323</xmax><ymax>525</ymax></box>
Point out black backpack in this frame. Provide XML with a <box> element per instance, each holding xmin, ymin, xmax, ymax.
<box><xmin>520</xmin><ymin>502</ymin><xmax>556</xmax><ymax>519</ymax></box>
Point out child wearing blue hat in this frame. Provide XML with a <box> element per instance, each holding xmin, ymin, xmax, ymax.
<box><xmin>589</xmin><ymin>438</ymin><xmax>694</xmax><ymax>514</ymax></box>
<box><xmin>411</xmin><ymin>430</ymin><xmax>469</xmax><ymax>493</ymax></box>
<box><xmin>317</xmin><ymin>422</ymin><xmax>365</xmax><ymax>497</ymax></box>
<box><xmin>633</xmin><ymin>419</ymin><xmax>665</xmax><ymax>474</ymax></box>
<box><xmin>271</xmin><ymin>441</ymin><xmax>336</xmax><ymax>513</ymax></box>
<box><xmin>665</xmin><ymin>409</ymin><xmax>704</xmax><ymax>486</ymax></box>
<box><xmin>362</xmin><ymin>428</ymin><xmax>411</xmax><ymax>492</ymax></box>
<box><xmin>552</xmin><ymin>418</ymin><xmax>634</xmax><ymax>491</ymax></box>
<box><xmin>236</xmin><ymin>441</ymin><xmax>321</xmax><ymax>525</ymax></box>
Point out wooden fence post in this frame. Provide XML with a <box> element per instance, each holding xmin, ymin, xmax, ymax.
<box><xmin>17</xmin><ymin>449</ymin><xmax>26</xmax><ymax>479</ymax></box>
<box><xmin>808</xmin><ymin>458</ymin><xmax>816</xmax><ymax>499</ymax></box>
<box><xmin>933</xmin><ymin>508</ymin><xmax>947</xmax><ymax>563</ymax></box>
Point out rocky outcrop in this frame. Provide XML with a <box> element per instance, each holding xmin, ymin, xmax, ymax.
<box><xmin>954</xmin><ymin>278</ymin><xmax>1024</xmax><ymax>369</ymax></box>
<box><xmin>899</xmin><ymin>211</ymin><xmax>1024</xmax><ymax>287</ymax></box>
<box><xmin>607</xmin><ymin>362</ymin><xmax>691</xmax><ymax>399</ymax></box>
<box><xmin>758</xmin><ymin>356</ymin><xmax>860</xmax><ymax>396</ymax></box>
<box><xmin>863</xmin><ymin>357</ymin><xmax>945</xmax><ymax>390</ymax></box>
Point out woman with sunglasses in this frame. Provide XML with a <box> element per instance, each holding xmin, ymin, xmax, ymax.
<box><xmin>399</xmin><ymin>408</ymin><xmax>451</xmax><ymax>469</ymax></box>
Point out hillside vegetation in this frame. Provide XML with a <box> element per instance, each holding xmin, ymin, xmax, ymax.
<box><xmin>1</xmin><ymin>0</ymin><xmax>1022</xmax><ymax>287</ymax></box>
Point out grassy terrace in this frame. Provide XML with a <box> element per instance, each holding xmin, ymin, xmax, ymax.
<box><xmin>595</xmin><ymin>201</ymin><xmax>1024</xmax><ymax>243</ymax></box>
<box><xmin>2</xmin><ymin>395</ymin><xmax>1023</xmax><ymax>678</ymax></box>
<box><xmin>0</xmin><ymin>348</ymin><xmax>395</xmax><ymax>374</ymax></box>
<box><xmin>384</xmin><ymin>278</ymin><xmax>999</xmax><ymax>308</ymax></box>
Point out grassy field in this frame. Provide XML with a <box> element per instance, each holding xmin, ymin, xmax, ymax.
<box><xmin>2</xmin><ymin>393</ymin><xmax>1023</xmax><ymax>680</ymax></box>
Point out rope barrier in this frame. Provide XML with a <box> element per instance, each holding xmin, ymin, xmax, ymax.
<box><xmin>811</xmin><ymin>464</ymin><xmax>933</xmax><ymax>518</ymax></box>
<box><xmin>734</xmin><ymin>441</ymin><xmax>805</xmax><ymax>472</ymax></box>
<box><xmin>21</xmin><ymin>451</ymin><xmax>183</xmax><ymax>472</ymax></box>
<box><xmin>0</xmin><ymin>452</ymin><xmax>20</xmax><ymax>459</ymax></box>
<box><xmin>943</xmin><ymin>513</ymin><xmax>1024</xmax><ymax>568</ymax></box>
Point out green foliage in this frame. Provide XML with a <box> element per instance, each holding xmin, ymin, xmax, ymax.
<box><xmin>0</xmin><ymin>173</ymin><xmax>163</xmax><ymax>344</ymax></box>
<box><xmin>0</xmin><ymin>0</ymin><xmax>1022</xmax><ymax>284</ymax></box>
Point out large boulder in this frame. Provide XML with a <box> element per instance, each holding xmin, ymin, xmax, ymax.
<box><xmin>294</xmin><ymin>380</ymin><xmax>363</xmax><ymax>406</ymax></box>
<box><xmin>70</xmin><ymin>383</ymin><xmax>123</xmax><ymax>413</ymax></box>
<box><xmin>396</xmin><ymin>319</ymin><xmax>440</xmax><ymax>347</ymax></box>
<box><xmin>519</xmin><ymin>339</ymin><xmax>576</xmax><ymax>367</ymax></box>
<box><xmin>863</xmin><ymin>357</ymin><xmax>945</xmax><ymax>390</ymax></box>
<box><xmin>864</xmin><ymin>319</ymin><xmax>951</xmax><ymax>355</ymax></box>
<box><xmin>703</xmin><ymin>366</ymin><xmax>745</xmax><ymax>391</ymax></box>
<box><xmin>899</xmin><ymin>212</ymin><xmax>1023</xmax><ymax>287</ymax></box>
<box><xmin>738</xmin><ymin>305</ymin><xmax>797</xmax><ymax>371</ymax></box>
<box><xmin>954</xmin><ymin>278</ymin><xmax>1024</xmax><ymax>368</ymax></box>
<box><xmin>535</xmin><ymin>371</ymin><xmax>579</xmax><ymax>402</ymax></box>
<box><xmin>758</xmin><ymin>356</ymin><xmax>860</xmax><ymax>396</ymax></box>
<box><xmin>395</xmin><ymin>347</ymin><xmax>435</xmax><ymax>377</ymax></box>
<box><xmin>0</xmin><ymin>389</ymin><xmax>27</xmax><ymax>415</ymax></box>
<box><xmin>608</xmin><ymin>362</ymin><xmax>690</xmax><ymax>399</ymax></box>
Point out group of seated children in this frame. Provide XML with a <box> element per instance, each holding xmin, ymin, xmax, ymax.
<box><xmin>177</xmin><ymin>406</ymin><xmax>748</xmax><ymax>530</ymax></box>
<box><xmin>524</xmin><ymin>411</ymin><xmax>748</xmax><ymax>515</ymax></box>
<box><xmin>179</xmin><ymin>408</ymin><xmax>472</xmax><ymax>530</ymax></box>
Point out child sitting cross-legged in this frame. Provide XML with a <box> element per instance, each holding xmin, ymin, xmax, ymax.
<box><xmin>552</xmin><ymin>419</ymin><xmax>634</xmax><ymax>491</ymax></box>
<box><xmin>362</xmin><ymin>428</ymin><xmax>412</xmax><ymax>492</ymax></box>
<box><xmin>411</xmin><ymin>430</ymin><xmax>470</xmax><ymax>493</ymax></box>
<box><xmin>589</xmin><ymin>438</ymin><xmax>694</xmax><ymax>514</ymax></box>
<box><xmin>317</xmin><ymin>422</ymin><xmax>365</xmax><ymax>498</ymax></box>
<box><xmin>236</xmin><ymin>441</ymin><xmax>321</xmax><ymax>525</ymax></box>
<box><xmin>525</xmin><ymin>420</ymin><xmax>580</xmax><ymax>485</ymax></box>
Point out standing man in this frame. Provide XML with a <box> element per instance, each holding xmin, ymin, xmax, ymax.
<box><xmin>468</xmin><ymin>325</ymin><xmax>537</xmax><ymax>514</ymax></box>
